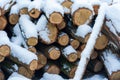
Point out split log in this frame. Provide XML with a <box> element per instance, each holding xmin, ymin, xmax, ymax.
<box><xmin>94</xmin><ymin>34</ymin><xmax>108</xmax><ymax>50</ymax></box>
<box><xmin>18</xmin><ymin>66</ymin><xmax>34</xmax><ymax>79</ymax></box>
<box><xmin>38</xmin><ymin>45</ymin><xmax>61</xmax><ymax>60</ymax></box>
<box><xmin>8</xmin><ymin>72</ymin><xmax>31</xmax><ymax>80</ymax></box>
<box><xmin>44</xmin><ymin>64</ymin><xmax>60</xmax><ymax>74</ymax></box>
<box><xmin>28</xmin><ymin>0</ymin><xmax>43</xmax><ymax>18</ymax></box>
<box><xmin>36</xmin><ymin>15</ymin><xmax>58</xmax><ymax>44</ymax></box>
<box><xmin>70</xmin><ymin>39</ymin><xmax>80</xmax><ymax>49</ymax></box>
<box><xmin>71</xmin><ymin>1</ymin><xmax>94</xmax><ymax>26</ymax></box>
<box><xmin>56</xmin><ymin>20</ymin><xmax>66</xmax><ymax>30</ymax></box>
<box><xmin>0</xmin><ymin>69</ymin><xmax>5</xmax><ymax>80</ymax></box>
<box><xmin>19</xmin><ymin>15</ymin><xmax>38</xmax><ymax>46</ymax></box>
<box><xmin>36</xmin><ymin>52</ymin><xmax>47</xmax><ymax>70</ymax></box>
<box><xmin>73</xmin><ymin>3</ymin><xmax>107</xmax><ymax>80</ymax></box>
<box><xmin>43</xmin><ymin>0</ymin><xmax>64</xmax><ymax>24</ymax></box>
<box><xmin>0</xmin><ymin>16</ymin><xmax>7</xmax><ymax>30</ymax></box>
<box><xmin>57</xmin><ymin>32</ymin><xmax>69</xmax><ymax>46</ymax></box>
<box><xmin>101</xmin><ymin>49</ymin><xmax>120</xmax><ymax>80</ymax></box>
<box><xmin>9</xmin><ymin>4</ymin><xmax>19</xmax><ymax>25</ymax></box>
<box><xmin>62</xmin><ymin>45</ymin><xmax>78</xmax><ymax>62</ymax></box>
<box><xmin>87</xmin><ymin>59</ymin><xmax>103</xmax><ymax>73</ymax></box>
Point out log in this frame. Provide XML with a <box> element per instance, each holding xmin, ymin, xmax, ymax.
<box><xmin>28</xmin><ymin>47</ymin><xmax>37</xmax><ymax>53</ymax></box>
<box><xmin>19</xmin><ymin>8</ymin><xmax>28</xmax><ymax>14</ymax></box>
<box><xmin>43</xmin><ymin>0</ymin><xmax>64</xmax><ymax>24</ymax></box>
<box><xmin>8</xmin><ymin>72</ymin><xmax>31</xmax><ymax>80</ymax></box>
<box><xmin>57</xmin><ymin>32</ymin><xmax>69</xmax><ymax>46</ymax></box>
<box><xmin>71</xmin><ymin>1</ymin><xmax>94</xmax><ymax>26</ymax></box>
<box><xmin>90</xmin><ymin>50</ymin><xmax>98</xmax><ymax>60</ymax></box>
<box><xmin>36</xmin><ymin>15</ymin><xmax>58</xmax><ymax>44</ymax></box>
<box><xmin>56</xmin><ymin>20</ymin><xmax>66</xmax><ymax>30</ymax></box>
<box><xmin>18</xmin><ymin>66</ymin><xmax>34</xmax><ymax>79</ymax></box>
<box><xmin>19</xmin><ymin>15</ymin><xmax>38</xmax><ymax>46</ymax></box>
<box><xmin>0</xmin><ymin>69</ymin><xmax>5</xmax><ymax>80</ymax></box>
<box><xmin>87</xmin><ymin>59</ymin><xmax>103</xmax><ymax>73</ymax></box>
<box><xmin>62</xmin><ymin>45</ymin><xmax>78</xmax><ymax>62</ymax></box>
<box><xmin>36</xmin><ymin>52</ymin><xmax>47</xmax><ymax>70</ymax></box>
<box><xmin>0</xmin><ymin>16</ymin><xmax>7</xmax><ymax>30</ymax></box>
<box><xmin>70</xmin><ymin>39</ymin><xmax>80</xmax><ymax>49</ymax></box>
<box><xmin>28</xmin><ymin>0</ymin><xmax>43</xmax><ymax>18</ymax></box>
<box><xmin>101</xmin><ymin>49</ymin><xmax>120</xmax><ymax>80</ymax></box>
<box><xmin>94</xmin><ymin>34</ymin><xmax>108</xmax><ymax>50</ymax></box>
<box><xmin>0</xmin><ymin>55</ymin><xmax>5</xmax><ymax>62</ymax></box>
<box><xmin>76</xmin><ymin>50</ymin><xmax>81</xmax><ymax>59</ymax></box>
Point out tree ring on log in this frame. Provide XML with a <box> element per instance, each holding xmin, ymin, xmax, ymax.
<box><xmin>70</xmin><ymin>39</ymin><xmax>80</xmax><ymax>49</ymax></box>
<box><xmin>29</xmin><ymin>59</ymin><xmax>38</xmax><ymax>71</ymax></box>
<box><xmin>0</xmin><ymin>45</ymin><xmax>10</xmax><ymax>57</ymax></box>
<box><xmin>29</xmin><ymin>8</ymin><xmax>41</xmax><ymax>19</ymax></box>
<box><xmin>9</xmin><ymin>14</ymin><xmax>19</xmax><ymax>25</ymax></box>
<box><xmin>20</xmin><ymin>8</ymin><xmax>28</xmax><ymax>14</ymax></box>
<box><xmin>58</xmin><ymin>34</ymin><xmax>69</xmax><ymax>46</ymax></box>
<box><xmin>67</xmin><ymin>53</ymin><xmax>78</xmax><ymax>62</ymax></box>
<box><xmin>27</xmin><ymin>37</ymin><xmax>38</xmax><ymax>46</ymax></box>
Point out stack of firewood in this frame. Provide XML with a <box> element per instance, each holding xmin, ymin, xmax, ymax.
<box><xmin>0</xmin><ymin>0</ymin><xmax>120</xmax><ymax>80</ymax></box>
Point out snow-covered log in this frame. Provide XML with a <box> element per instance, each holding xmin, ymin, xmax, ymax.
<box><xmin>73</xmin><ymin>3</ymin><xmax>108</xmax><ymax>80</ymax></box>
<box><xmin>40</xmin><ymin>73</ymin><xmax>64</xmax><ymax>80</ymax></box>
<box><xmin>62</xmin><ymin>45</ymin><xmax>78</xmax><ymax>62</ymax></box>
<box><xmin>70</xmin><ymin>38</ymin><xmax>80</xmax><ymax>49</ymax></box>
<box><xmin>28</xmin><ymin>0</ymin><xmax>43</xmax><ymax>18</ymax></box>
<box><xmin>19</xmin><ymin>15</ymin><xmax>38</xmax><ymax>46</ymax></box>
<box><xmin>57</xmin><ymin>32</ymin><xmax>69</xmax><ymax>46</ymax></box>
<box><xmin>8</xmin><ymin>72</ymin><xmax>31</xmax><ymax>80</ymax></box>
<box><xmin>71</xmin><ymin>1</ymin><xmax>94</xmax><ymax>26</ymax></box>
<box><xmin>101</xmin><ymin>49</ymin><xmax>120</xmax><ymax>80</ymax></box>
<box><xmin>36</xmin><ymin>15</ymin><xmax>58</xmax><ymax>44</ymax></box>
<box><xmin>43</xmin><ymin>0</ymin><xmax>64</xmax><ymax>24</ymax></box>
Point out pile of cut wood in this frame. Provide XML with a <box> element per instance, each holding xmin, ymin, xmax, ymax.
<box><xmin>0</xmin><ymin>0</ymin><xmax>120</xmax><ymax>80</ymax></box>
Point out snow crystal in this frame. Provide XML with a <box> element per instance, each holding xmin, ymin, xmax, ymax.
<box><xmin>102</xmin><ymin>49</ymin><xmax>120</xmax><ymax>75</ymax></box>
<box><xmin>43</xmin><ymin>0</ymin><xmax>64</xmax><ymax>18</ymax></box>
<box><xmin>75</xmin><ymin>24</ymin><xmax>92</xmax><ymax>38</ymax></box>
<box><xmin>62</xmin><ymin>45</ymin><xmax>77</xmax><ymax>57</ymax></box>
<box><xmin>19</xmin><ymin>15</ymin><xmax>38</xmax><ymax>39</ymax></box>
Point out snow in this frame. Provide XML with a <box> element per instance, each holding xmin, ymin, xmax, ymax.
<box><xmin>43</xmin><ymin>0</ymin><xmax>64</xmax><ymax>18</ymax></box>
<box><xmin>40</xmin><ymin>73</ymin><xmax>64</xmax><ymax>80</ymax></box>
<box><xmin>75</xmin><ymin>24</ymin><xmax>92</xmax><ymax>38</ymax></box>
<box><xmin>12</xmin><ymin>64</ymin><xmax>18</xmax><ymax>71</ymax></box>
<box><xmin>8</xmin><ymin>72</ymin><xmax>30</xmax><ymax>80</ymax></box>
<box><xmin>56</xmin><ymin>0</ymin><xmax>65</xmax><ymax>4</ymax></box>
<box><xmin>100</xmin><ymin>0</ymin><xmax>120</xmax><ymax>4</ymax></box>
<box><xmin>83</xmin><ymin>74</ymin><xmax>108</xmax><ymax>80</ymax></box>
<box><xmin>36</xmin><ymin>15</ymin><xmax>50</xmax><ymax>42</ymax></box>
<box><xmin>10</xmin><ymin>4</ymin><xmax>19</xmax><ymax>15</ymax></box>
<box><xmin>19</xmin><ymin>15</ymin><xmax>38</xmax><ymax>39</ymax></box>
<box><xmin>101</xmin><ymin>49</ymin><xmax>120</xmax><ymax>75</ymax></box>
<box><xmin>105</xmin><ymin>4</ymin><xmax>120</xmax><ymax>35</ymax></box>
<box><xmin>62</xmin><ymin>45</ymin><xmax>77</xmax><ymax>57</ymax></box>
<box><xmin>88</xmin><ymin>0</ymin><xmax>102</xmax><ymax>5</ymax></box>
<box><xmin>73</xmin><ymin>3</ymin><xmax>108</xmax><ymax>80</ymax></box>
<box><xmin>71</xmin><ymin>0</ymin><xmax>94</xmax><ymax>15</ymax></box>
<box><xmin>28</xmin><ymin>0</ymin><xmax>44</xmax><ymax>11</ymax></box>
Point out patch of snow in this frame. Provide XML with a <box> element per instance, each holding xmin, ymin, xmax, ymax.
<box><xmin>10</xmin><ymin>4</ymin><xmax>19</xmax><ymax>14</ymax></box>
<box><xmin>75</xmin><ymin>24</ymin><xmax>92</xmax><ymax>38</ymax></box>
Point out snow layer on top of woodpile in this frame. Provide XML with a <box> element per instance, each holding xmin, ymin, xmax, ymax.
<box><xmin>88</xmin><ymin>0</ymin><xmax>102</xmax><ymax>5</ymax></box>
<box><xmin>56</xmin><ymin>0</ymin><xmax>65</xmax><ymax>4</ymax></box>
<box><xmin>43</xmin><ymin>0</ymin><xmax>64</xmax><ymax>18</ymax></box>
<box><xmin>100</xmin><ymin>0</ymin><xmax>120</xmax><ymax>5</ymax></box>
<box><xmin>10</xmin><ymin>4</ymin><xmax>19</xmax><ymax>14</ymax></box>
<box><xmin>73</xmin><ymin>3</ymin><xmax>108</xmax><ymax>80</ymax></box>
<box><xmin>71</xmin><ymin>0</ymin><xmax>94</xmax><ymax>15</ymax></box>
<box><xmin>101</xmin><ymin>49</ymin><xmax>120</xmax><ymax>75</ymax></box>
<box><xmin>83</xmin><ymin>74</ymin><xmax>108</xmax><ymax>80</ymax></box>
<box><xmin>8</xmin><ymin>72</ymin><xmax>31</xmax><ymax>80</ymax></box>
<box><xmin>40</xmin><ymin>73</ymin><xmax>64</xmax><ymax>80</ymax></box>
<box><xmin>75</xmin><ymin>24</ymin><xmax>92</xmax><ymax>38</ymax></box>
<box><xmin>28</xmin><ymin>0</ymin><xmax>44</xmax><ymax>11</ymax></box>
<box><xmin>62</xmin><ymin>45</ymin><xmax>77</xmax><ymax>57</ymax></box>
<box><xmin>36</xmin><ymin>15</ymin><xmax>50</xmax><ymax>43</ymax></box>
<box><xmin>106</xmin><ymin>3</ymin><xmax>120</xmax><ymax>34</ymax></box>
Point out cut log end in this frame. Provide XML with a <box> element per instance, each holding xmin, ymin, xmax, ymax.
<box><xmin>0</xmin><ymin>16</ymin><xmax>7</xmax><ymax>30</ymax></box>
<box><xmin>90</xmin><ymin>50</ymin><xmax>98</xmax><ymax>60</ymax></box>
<box><xmin>49</xmin><ymin>12</ymin><xmax>63</xmax><ymax>24</ymax></box>
<box><xmin>47</xmin><ymin>65</ymin><xmax>60</xmax><ymax>74</ymax></box>
<box><xmin>37</xmin><ymin>53</ymin><xmax>47</xmax><ymax>70</ymax></box>
<box><xmin>94</xmin><ymin>61</ymin><xmax>103</xmax><ymax>72</ymax></box>
<box><xmin>49</xmin><ymin>48</ymin><xmax>61</xmax><ymax>60</ymax></box>
<box><xmin>57</xmin><ymin>20</ymin><xmax>66</xmax><ymax>30</ymax></box>
<box><xmin>73</xmin><ymin>8</ymin><xmax>92</xmax><ymax>26</ymax></box>
<box><xmin>29</xmin><ymin>59</ymin><xmax>38</xmax><ymax>71</ymax></box>
<box><xmin>0</xmin><ymin>45</ymin><xmax>10</xmax><ymax>57</ymax></box>
<box><xmin>58</xmin><ymin>34</ymin><xmax>69</xmax><ymax>46</ymax></box>
<box><xmin>69</xmin><ymin>66</ymin><xmax>77</xmax><ymax>78</ymax></box>
<box><xmin>93</xmin><ymin>5</ymin><xmax>100</xmax><ymax>15</ymax></box>
<box><xmin>0</xmin><ymin>55</ymin><xmax>5</xmax><ymax>62</ymax></box>
<box><xmin>28</xmin><ymin>47</ymin><xmax>37</xmax><ymax>53</ymax></box>
<box><xmin>62</xmin><ymin>0</ymin><xmax>73</xmax><ymax>14</ymax></box>
<box><xmin>67</xmin><ymin>53</ymin><xmax>78</xmax><ymax>62</ymax></box>
<box><xmin>20</xmin><ymin>8</ymin><xmax>28</xmax><ymax>14</ymax></box>
<box><xmin>70</xmin><ymin>39</ymin><xmax>80</xmax><ymax>49</ymax></box>
<box><xmin>27</xmin><ymin>37</ymin><xmax>38</xmax><ymax>46</ymax></box>
<box><xmin>9</xmin><ymin>14</ymin><xmax>19</xmax><ymax>25</ymax></box>
<box><xmin>95</xmin><ymin>35</ymin><xmax>108</xmax><ymax>50</ymax></box>
<box><xmin>110</xmin><ymin>71</ymin><xmax>120</xmax><ymax>80</ymax></box>
<box><xmin>29</xmin><ymin>9</ymin><xmax>41</xmax><ymax>19</ymax></box>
